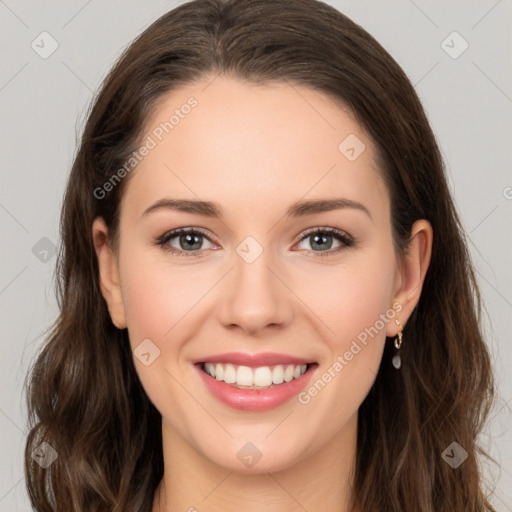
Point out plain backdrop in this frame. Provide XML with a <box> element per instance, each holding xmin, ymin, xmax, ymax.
<box><xmin>1</xmin><ymin>0</ymin><xmax>511</xmax><ymax>510</ymax></box>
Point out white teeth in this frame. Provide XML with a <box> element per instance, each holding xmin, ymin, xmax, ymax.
<box><xmin>284</xmin><ymin>364</ymin><xmax>294</xmax><ymax>382</ymax></box>
<box><xmin>215</xmin><ymin>363</ymin><xmax>223</xmax><ymax>381</ymax></box>
<box><xmin>223</xmin><ymin>364</ymin><xmax>236</xmax><ymax>384</ymax></box>
<box><xmin>236</xmin><ymin>366</ymin><xmax>254</xmax><ymax>386</ymax></box>
<box><xmin>202</xmin><ymin>362</ymin><xmax>309</xmax><ymax>388</ymax></box>
<box><xmin>205</xmin><ymin>363</ymin><xmax>215</xmax><ymax>377</ymax></box>
<box><xmin>272</xmin><ymin>365</ymin><xmax>284</xmax><ymax>384</ymax></box>
<box><xmin>254</xmin><ymin>366</ymin><xmax>272</xmax><ymax>387</ymax></box>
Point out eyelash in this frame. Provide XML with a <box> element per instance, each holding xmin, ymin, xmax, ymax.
<box><xmin>155</xmin><ymin>226</ymin><xmax>355</xmax><ymax>259</ymax></box>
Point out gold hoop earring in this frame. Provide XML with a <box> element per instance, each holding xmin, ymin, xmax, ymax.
<box><xmin>392</xmin><ymin>320</ymin><xmax>403</xmax><ymax>370</ymax></box>
<box><xmin>394</xmin><ymin>330</ymin><xmax>402</xmax><ymax>350</ymax></box>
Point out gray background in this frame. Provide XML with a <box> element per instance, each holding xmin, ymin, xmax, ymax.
<box><xmin>1</xmin><ymin>0</ymin><xmax>511</xmax><ymax>510</ymax></box>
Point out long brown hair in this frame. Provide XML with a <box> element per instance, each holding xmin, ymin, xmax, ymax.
<box><xmin>24</xmin><ymin>0</ymin><xmax>498</xmax><ymax>510</ymax></box>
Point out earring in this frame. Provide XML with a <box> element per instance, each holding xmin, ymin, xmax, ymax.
<box><xmin>392</xmin><ymin>320</ymin><xmax>403</xmax><ymax>370</ymax></box>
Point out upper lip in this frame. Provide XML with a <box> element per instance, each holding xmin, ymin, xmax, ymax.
<box><xmin>193</xmin><ymin>352</ymin><xmax>315</xmax><ymax>367</ymax></box>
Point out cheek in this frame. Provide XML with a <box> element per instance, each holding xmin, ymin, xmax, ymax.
<box><xmin>297</xmin><ymin>254</ymin><xmax>396</xmax><ymax>348</ymax></box>
<box><xmin>119</xmin><ymin>249</ymin><xmax>216</xmax><ymax>412</ymax></box>
<box><xmin>292</xmin><ymin>253</ymin><xmax>397</xmax><ymax>420</ymax></box>
<box><xmin>118</xmin><ymin>252</ymin><xmax>206</xmax><ymax>427</ymax></box>
<box><xmin>120</xmin><ymin>250</ymin><xmax>212</xmax><ymax>348</ymax></box>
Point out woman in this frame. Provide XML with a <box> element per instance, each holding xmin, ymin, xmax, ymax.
<box><xmin>24</xmin><ymin>0</ymin><xmax>498</xmax><ymax>510</ymax></box>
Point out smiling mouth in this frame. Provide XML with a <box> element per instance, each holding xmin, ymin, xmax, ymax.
<box><xmin>198</xmin><ymin>362</ymin><xmax>317</xmax><ymax>390</ymax></box>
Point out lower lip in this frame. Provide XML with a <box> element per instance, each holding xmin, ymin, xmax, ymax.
<box><xmin>195</xmin><ymin>363</ymin><xmax>317</xmax><ymax>411</ymax></box>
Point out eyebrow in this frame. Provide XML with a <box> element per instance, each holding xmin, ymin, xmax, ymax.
<box><xmin>141</xmin><ymin>197</ymin><xmax>372</xmax><ymax>220</ymax></box>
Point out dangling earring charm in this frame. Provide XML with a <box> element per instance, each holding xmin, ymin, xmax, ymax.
<box><xmin>392</xmin><ymin>320</ymin><xmax>403</xmax><ymax>370</ymax></box>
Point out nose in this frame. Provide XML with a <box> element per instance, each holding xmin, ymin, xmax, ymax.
<box><xmin>217</xmin><ymin>245</ymin><xmax>294</xmax><ymax>335</ymax></box>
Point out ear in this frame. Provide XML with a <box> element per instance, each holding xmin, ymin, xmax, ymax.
<box><xmin>387</xmin><ymin>219</ymin><xmax>433</xmax><ymax>337</ymax></box>
<box><xmin>92</xmin><ymin>217</ymin><xmax>127</xmax><ymax>330</ymax></box>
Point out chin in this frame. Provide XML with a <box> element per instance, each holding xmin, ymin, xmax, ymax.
<box><xmin>199</xmin><ymin>435</ymin><xmax>308</xmax><ymax>475</ymax></box>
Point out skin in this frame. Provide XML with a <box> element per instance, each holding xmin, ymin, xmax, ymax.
<box><xmin>92</xmin><ymin>76</ymin><xmax>432</xmax><ymax>512</ymax></box>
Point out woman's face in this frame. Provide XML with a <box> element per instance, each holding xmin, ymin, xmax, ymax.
<box><xmin>93</xmin><ymin>76</ymin><xmax>426</xmax><ymax>474</ymax></box>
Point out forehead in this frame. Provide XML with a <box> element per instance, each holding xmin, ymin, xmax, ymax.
<box><xmin>120</xmin><ymin>76</ymin><xmax>389</xmax><ymax>224</ymax></box>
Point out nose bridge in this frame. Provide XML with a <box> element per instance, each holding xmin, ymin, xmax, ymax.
<box><xmin>218</xmin><ymin>234</ymin><xmax>292</xmax><ymax>333</ymax></box>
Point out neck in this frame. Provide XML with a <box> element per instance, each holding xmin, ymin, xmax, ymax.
<box><xmin>153</xmin><ymin>414</ymin><xmax>359</xmax><ymax>512</ymax></box>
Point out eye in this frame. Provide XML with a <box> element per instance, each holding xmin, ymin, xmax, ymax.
<box><xmin>294</xmin><ymin>227</ymin><xmax>354</xmax><ymax>258</ymax></box>
<box><xmin>155</xmin><ymin>227</ymin><xmax>217</xmax><ymax>257</ymax></box>
<box><xmin>155</xmin><ymin>226</ymin><xmax>355</xmax><ymax>258</ymax></box>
